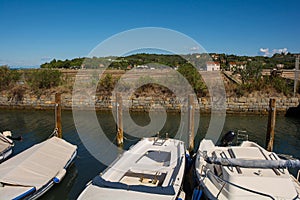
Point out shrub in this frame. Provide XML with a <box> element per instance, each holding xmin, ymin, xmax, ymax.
<box><xmin>99</xmin><ymin>74</ymin><xmax>114</xmax><ymax>90</ymax></box>
<box><xmin>0</xmin><ymin>66</ymin><xmax>21</xmax><ymax>90</ymax></box>
<box><xmin>263</xmin><ymin>76</ymin><xmax>292</xmax><ymax>96</ymax></box>
<box><xmin>27</xmin><ymin>69</ymin><xmax>62</xmax><ymax>90</ymax></box>
<box><xmin>8</xmin><ymin>85</ymin><xmax>28</xmax><ymax>101</ymax></box>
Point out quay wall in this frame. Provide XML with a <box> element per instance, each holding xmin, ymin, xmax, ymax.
<box><xmin>0</xmin><ymin>94</ymin><xmax>299</xmax><ymax>115</ymax></box>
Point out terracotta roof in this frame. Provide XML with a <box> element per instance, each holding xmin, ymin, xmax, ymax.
<box><xmin>206</xmin><ymin>61</ymin><xmax>220</xmax><ymax>65</ymax></box>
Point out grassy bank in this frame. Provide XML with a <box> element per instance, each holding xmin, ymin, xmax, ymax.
<box><xmin>1</xmin><ymin>66</ymin><xmax>299</xmax><ymax>103</ymax></box>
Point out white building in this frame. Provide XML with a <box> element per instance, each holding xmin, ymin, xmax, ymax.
<box><xmin>206</xmin><ymin>61</ymin><xmax>220</xmax><ymax>71</ymax></box>
<box><xmin>229</xmin><ymin>62</ymin><xmax>246</xmax><ymax>71</ymax></box>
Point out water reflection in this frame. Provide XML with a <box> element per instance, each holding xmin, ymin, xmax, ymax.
<box><xmin>0</xmin><ymin>110</ymin><xmax>300</xmax><ymax>199</ymax></box>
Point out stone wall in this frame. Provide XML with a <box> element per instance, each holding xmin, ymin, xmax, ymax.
<box><xmin>0</xmin><ymin>93</ymin><xmax>299</xmax><ymax>114</ymax></box>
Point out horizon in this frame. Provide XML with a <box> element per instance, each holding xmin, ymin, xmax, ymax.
<box><xmin>7</xmin><ymin>51</ymin><xmax>300</xmax><ymax>69</ymax></box>
<box><xmin>1</xmin><ymin>0</ymin><xmax>300</xmax><ymax>67</ymax></box>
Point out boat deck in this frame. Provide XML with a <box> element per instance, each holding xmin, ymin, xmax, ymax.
<box><xmin>103</xmin><ymin>137</ymin><xmax>184</xmax><ymax>187</ymax></box>
<box><xmin>78</xmin><ymin>137</ymin><xmax>186</xmax><ymax>200</ymax></box>
<box><xmin>196</xmin><ymin>139</ymin><xmax>299</xmax><ymax>199</ymax></box>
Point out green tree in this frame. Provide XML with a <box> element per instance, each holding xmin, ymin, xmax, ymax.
<box><xmin>177</xmin><ymin>63</ymin><xmax>207</xmax><ymax>96</ymax></box>
<box><xmin>236</xmin><ymin>61</ymin><xmax>263</xmax><ymax>84</ymax></box>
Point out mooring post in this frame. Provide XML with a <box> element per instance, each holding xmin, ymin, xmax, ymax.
<box><xmin>188</xmin><ymin>94</ymin><xmax>195</xmax><ymax>153</ymax></box>
<box><xmin>266</xmin><ymin>98</ymin><xmax>276</xmax><ymax>151</ymax></box>
<box><xmin>294</xmin><ymin>56</ymin><xmax>299</xmax><ymax>97</ymax></box>
<box><xmin>116</xmin><ymin>92</ymin><xmax>123</xmax><ymax>146</ymax></box>
<box><xmin>55</xmin><ymin>93</ymin><xmax>62</xmax><ymax>138</ymax></box>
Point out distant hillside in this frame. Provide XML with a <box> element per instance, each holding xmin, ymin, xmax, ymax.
<box><xmin>40</xmin><ymin>53</ymin><xmax>299</xmax><ymax>70</ymax></box>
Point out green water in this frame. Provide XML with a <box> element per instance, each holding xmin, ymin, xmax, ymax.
<box><xmin>0</xmin><ymin>109</ymin><xmax>300</xmax><ymax>199</ymax></box>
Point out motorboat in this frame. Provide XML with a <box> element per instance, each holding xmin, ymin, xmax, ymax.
<box><xmin>0</xmin><ymin>136</ymin><xmax>77</xmax><ymax>200</ymax></box>
<box><xmin>194</xmin><ymin>138</ymin><xmax>300</xmax><ymax>199</ymax></box>
<box><xmin>0</xmin><ymin>131</ymin><xmax>14</xmax><ymax>162</ymax></box>
<box><xmin>78</xmin><ymin>137</ymin><xmax>186</xmax><ymax>200</ymax></box>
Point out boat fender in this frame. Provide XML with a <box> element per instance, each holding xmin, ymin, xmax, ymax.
<box><xmin>3</xmin><ymin>131</ymin><xmax>12</xmax><ymax>137</ymax></box>
<box><xmin>53</xmin><ymin>169</ymin><xmax>66</xmax><ymax>183</ymax></box>
<box><xmin>185</xmin><ymin>150</ymin><xmax>193</xmax><ymax>169</ymax></box>
<box><xmin>192</xmin><ymin>188</ymin><xmax>203</xmax><ymax>200</ymax></box>
<box><xmin>2</xmin><ymin>131</ymin><xmax>13</xmax><ymax>144</ymax></box>
<box><xmin>177</xmin><ymin>190</ymin><xmax>186</xmax><ymax>200</ymax></box>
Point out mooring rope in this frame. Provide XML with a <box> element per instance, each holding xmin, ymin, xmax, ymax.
<box><xmin>123</xmin><ymin>135</ymin><xmax>140</xmax><ymax>142</ymax></box>
<box><xmin>48</xmin><ymin>128</ymin><xmax>59</xmax><ymax>138</ymax></box>
<box><xmin>201</xmin><ymin>168</ymin><xmax>276</xmax><ymax>199</ymax></box>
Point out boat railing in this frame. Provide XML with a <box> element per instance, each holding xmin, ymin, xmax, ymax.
<box><xmin>153</xmin><ymin>137</ymin><xmax>167</xmax><ymax>146</ymax></box>
<box><xmin>199</xmin><ymin>163</ymin><xmax>208</xmax><ymax>177</ymax></box>
<box><xmin>236</xmin><ymin>130</ymin><xmax>248</xmax><ymax>145</ymax></box>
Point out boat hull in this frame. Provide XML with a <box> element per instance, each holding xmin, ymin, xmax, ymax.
<box><xmin>0</xmin><ymin>147</ymin><xmax>13</xmax><ymax>163</ymax></box>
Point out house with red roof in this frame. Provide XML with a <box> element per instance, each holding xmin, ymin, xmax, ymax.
<box><xmin>206</xmin><ymin>61</ymin><xmax>220</xmax><ymax>71</ymax></box>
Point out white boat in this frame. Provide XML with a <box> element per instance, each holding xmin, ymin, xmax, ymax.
<box><xmin>78</xmin><ymin>137</ymin><xmax>186</xmax><ymax>200</ymax></box>
<box><xmin>194</xmin><ymin>139</ymin><xmax>300</xmax><ymax>200</ymax></box>
<box><xmin>0</xmin><ymin>136</ymin><xmax>77</xmax><ymax>200</ymax></box>
<box><xmin>0</xmin><ymin>131</ymin><xmax>14</xmax><ymax>162</ymax></box>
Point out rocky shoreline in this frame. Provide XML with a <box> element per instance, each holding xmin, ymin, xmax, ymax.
<box><xmin>0</xmin><ymin>93</ymin><xmax>299</xmax><ymax>115</ymax></box>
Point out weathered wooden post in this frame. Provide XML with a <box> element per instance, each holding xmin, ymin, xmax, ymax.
<box><xmin>55</xmin><ymin>93</ymin><xmax>62</xmax><ymax>138</ymax></box>
<box><xmin>116</xmin><ymin>92</ymin><xmax>123</xmax><ymax>146</ymax></box>
<box><xmin>266</xmin><ymin>98</ymin><xmax>276</xmax><ymax>151</ymax></box>
<box><xmin>188</xmin><ymin>94</ymin><xmax>195</xmax><ymax>153</ymax></box>
<box><xmin>294</xmin><ymin>56</ymin><xmax>299</xmax><ymax>97</ymax></box>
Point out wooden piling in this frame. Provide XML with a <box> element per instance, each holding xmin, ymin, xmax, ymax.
<box><xmin>188</xmin><ymin>94</ymin><xmax>195</xmax><ymax>153</ymax></box>
<box><xmin>266</xmin><ymin>98</ymin><xmax>276</xmax><ymax>151</ymax></box>
<box><xmin>116</xmin><ymin>93</ymin><xmax>123</xmax><ymax>146</ymax></box>
<box><xmin>294</xmin><ymin>56</ymin><xmax>299</xmax><ymax>97</ymax></box>
<box><xmin>55</xmin><ymin>93</ymin><xmax>62</xmax><ymax>138</ymax></box>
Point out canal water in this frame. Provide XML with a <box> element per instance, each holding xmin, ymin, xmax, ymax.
<box><xmin>0</xmin><ymin>109</ymin><xmax>300</xmax><ymax>200</ymax></box>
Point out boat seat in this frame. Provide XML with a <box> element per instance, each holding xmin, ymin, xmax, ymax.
<box><xmin>130</xmin><ymin>164</ymin><xmax>168</xmax><ymax>174</ymax></box>
<box><xmin>92</xmin><ymin>176</ymin><xmax>176</xmax><ymax>195</ymax></box>
<box><xmin>121</xmin><ymin>170</ymin><xmax>167</xmax><ymax>186</ymax></box>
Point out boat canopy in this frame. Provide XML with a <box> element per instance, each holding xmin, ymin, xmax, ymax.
<box><xmin>0</xmin><ymin>137</ymin><xmax>77</xmax><ymax>190</ymax></box>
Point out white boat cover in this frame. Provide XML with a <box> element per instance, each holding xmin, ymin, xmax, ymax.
<box><xmin>0</xmin><ymin>136</ymin><xmax>76</xmax><ymax>199</ymax></box>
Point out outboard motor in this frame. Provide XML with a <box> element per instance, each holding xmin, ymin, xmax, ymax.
<box><xmin>220</xmin><ymin>131</ymin><xmax>236</xmax><ymax>146</ymax></box>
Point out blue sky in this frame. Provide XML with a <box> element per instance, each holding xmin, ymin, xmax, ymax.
<box><xmin>1</xmin><ymin>0</ymin><xmax>300</xmax><ymax>67</ymax></box>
